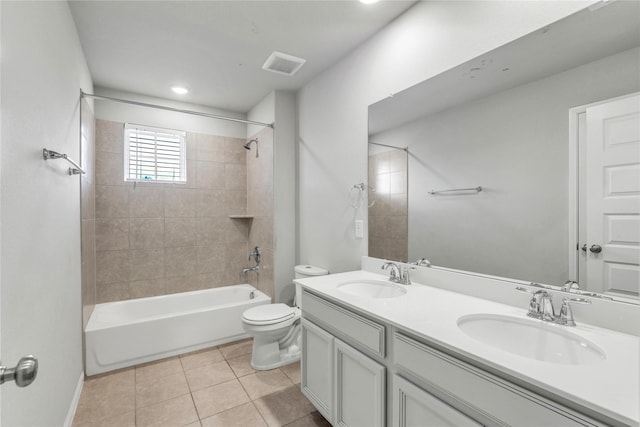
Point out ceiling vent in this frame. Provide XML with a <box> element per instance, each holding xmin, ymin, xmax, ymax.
<box><xmin>262</xmin><ymin>51</ymin><xmax>306</xmax><ymax>76</ymax></box>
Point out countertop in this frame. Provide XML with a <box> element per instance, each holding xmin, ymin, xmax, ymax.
<box><xmin>295</xmin><ymin>269</ymin><xmax>640</xmax><ymax>426</ymax></box>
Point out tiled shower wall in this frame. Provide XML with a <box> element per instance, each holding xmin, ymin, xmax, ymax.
<box><xmin>246</xmin><ymin>127</ymin><xmax>274</xmax><ymax>298</ymax></box>
<box><xmin>92</xmin><ymin>119</ymin><xmax>273</xmax><ymax>302</ymax></box>
<box><xmin>81</xmin><ymin>99</ymin><xmax>96</xmax><ymax>328</ymax></box>
<box><xmin>368</xmin><ymin>149</ymin><xmax>408</xmax><ymax>262</ymax></box>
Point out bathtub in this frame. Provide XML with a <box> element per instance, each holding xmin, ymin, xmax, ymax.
<box><xmin>85</xmin><ymin>284</ymin><xmax>270</xmax><ymax>375</ymax></box>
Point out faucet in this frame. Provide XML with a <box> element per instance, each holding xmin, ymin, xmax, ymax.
<box><xmin>516</xmin><ymin>287</ymin><xmax>591</xmax><ymax>326</ymax></box>
<box><xmin>411</xmin><ymin>258</ymin><xmax>431</xmax><ymax>267</ymax></box>
<box><xmin>381</xmin><ymin>262</ymin><xmax>412</xmax><ymax>285</ymax></box>
<box><xmin>561</xmin><ymin>280</ymin><xmax>580</xmax><ymax>292</ymax></box>
<box><xmin>242</xmin><ymin>266</ymin><xmax>260</xmax><ymax>275</ymax></box>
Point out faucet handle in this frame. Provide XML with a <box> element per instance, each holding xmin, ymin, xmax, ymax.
<box><xmin>562</xmin><ymin>280</ymin><xmax>580</xmax><ymax>292</ymax></box>
<box><xmin>559</xmin><ymin>297</ymin><xmax>591</xmax><ymax>326</ymax></box>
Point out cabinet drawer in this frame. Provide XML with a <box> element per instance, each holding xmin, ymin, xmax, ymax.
<box><xmin>301</xmin><ymin>290</ymin><xmax>385</xmax><ymax>357</ymax></box>
<box><xmin>393</xmin><ymin>333</ymin><xmax>605</xmax><ymax>427</ymax></box>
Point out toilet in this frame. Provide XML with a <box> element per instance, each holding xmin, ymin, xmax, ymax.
<box><xmin>241</xmin><ymin>264</ymin><xmax>328</xmax><ymax>370</ymax></box>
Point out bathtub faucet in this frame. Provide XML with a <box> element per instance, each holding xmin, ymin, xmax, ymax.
<box><xmin>242</xmin><ymin>266</ymin><xmax>260</xmax><ymax>275</ymax></box>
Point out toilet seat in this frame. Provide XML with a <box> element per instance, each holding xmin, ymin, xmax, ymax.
<box><xmin>242</xmin><ymin>303</ymin><xmax>296</xmax><ymax>326</ymax></box>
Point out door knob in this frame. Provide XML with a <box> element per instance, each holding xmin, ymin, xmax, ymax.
<box><xmin>0</xmin><ymin>355</ymin><xmax>38</xmax><ymax>387</ymax></box>
<box><xmin>581</xmin><ymin>244</ymin><xmax>587</xmax><ymax>252</ymax></box>
<box><xmin>589</xmin><ymin>244</ymin><xmax>602</xmax><ymax>254</ymax></box>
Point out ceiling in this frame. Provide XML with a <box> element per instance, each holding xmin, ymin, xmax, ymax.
<box><xmin>69</xmin><ymin>0</ymin><xmax>416</xmax><ymax>113</ymax></box>
<box><xmin>369</xmin><ymin>0</ymin><xmax>640</xmax><ymax>135</ymax></box>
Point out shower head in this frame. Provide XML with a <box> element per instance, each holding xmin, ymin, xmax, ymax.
<box><xmin>244</xmin><ymin>139</ymin><xmax>259</xmax><ymax>157</ymax></box>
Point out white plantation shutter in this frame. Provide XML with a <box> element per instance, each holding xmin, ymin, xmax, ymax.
<box><xmin>124</xmin><ymin>124</ymin><xmax>187</xmax><ymax>183</ymax></box>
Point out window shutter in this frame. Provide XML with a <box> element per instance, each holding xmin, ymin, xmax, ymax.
<box><xmin>124</xmin><ymin>124</ymin><xmax>186</xmax><ymax>183</ymax></box>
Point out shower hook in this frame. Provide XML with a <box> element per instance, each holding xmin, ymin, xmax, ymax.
<box><xmin>350</xmin><ymin>183</ymin><xmax>375</xmax><ymax>209</ymax></box>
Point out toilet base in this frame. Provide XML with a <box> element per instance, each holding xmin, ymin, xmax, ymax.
<box><xmin>249</xmin><ymin>328</ymin><xmax>301</xmax><ymax>370</ymax></box>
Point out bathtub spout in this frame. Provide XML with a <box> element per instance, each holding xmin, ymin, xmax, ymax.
<box><xmin>242</xmin><ymin>266</ymin><xmax>260</xmax><ymax>275</ymax></box>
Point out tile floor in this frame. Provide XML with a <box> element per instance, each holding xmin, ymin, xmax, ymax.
<box><xmin>72</xmin><ymin>339</ymin><xmax>331</xmax><ymax>427</ymax></box>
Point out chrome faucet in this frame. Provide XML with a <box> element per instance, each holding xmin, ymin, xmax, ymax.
<box><xmin>561</xmin><ymin>280</ymin><xmax>580</xmax><ymax>292</ymax></box>
<box><xmin>516</xmin><ymin>287</ymin><xmax>591</xmax><ymax>326</ymax></box>
<box><xmin>242</xmin><ymin>265</ymin><xmax>260</xmax><ymax>275</ymax></box>
<box><xmin>411</xmin><ymin>258</ymin><xmax>431</xmax><ymax>267</ymax></box>
<box><xmin>382</xmin><ymin>262</ymin><xmax>412</xmax><ymax>285</ymax></box>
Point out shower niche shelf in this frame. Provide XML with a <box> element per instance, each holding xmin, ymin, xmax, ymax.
<box><xmin>228</xmin><ymin>214</ymin><xmax>254</xmax><ymax>219</ymax></box>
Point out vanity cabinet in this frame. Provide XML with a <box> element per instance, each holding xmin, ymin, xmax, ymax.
<box><xmin>300</xmin><ymin>287</ymin><xmax>616</xmax><ymax>427</ymax></box>
<box><xmin>301</xmin><ymin>289</ymin><xmax>386</xmax><ymax>427</ymax></box>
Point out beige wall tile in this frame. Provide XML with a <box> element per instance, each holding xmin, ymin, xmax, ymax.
<box><xmin>196</xmin><ymin>161</ymin><xmax>226</xmax><ymax>189</ymax></box>
<box><xmin>196</xmin><ymin>189</ymin><xmax>227</xmax><ymax>217</ymax></box>
<box><xmin>96</xmin><ymin>119</ymin><xmax>124</xmax><ymax>154</ymax></box>
<box><xmin>129</xmin><ymin>248</ymin><xmax>164</xmax><ymax>281</ymax></box>
<box><xmin>128</xmin><ymin>186</ymin><xmax>164</xmax><ymax>218</ymax></box>
<box><xmin>196</xmin><ymin>217</ymin><xmax>227</xmax><ymax>246</ymax></box>
<box><xmin>129</xmin><ymin>218</ymin><xmax>164</xmax><ymax>249</ymax></box>
<box><xmin>96</xmin><ymin>151</ymin><xmax>125</xmax><ymax>186</ymax></box>
<box><xmin>165</xmin><ymin>247</ymin><xmax>198</xmax><ymax>278</ymax></box>
<box><xmin>96</xmin><ymin>250</ymin><xmax>130</xmax><ymax>285</ymax></box>
<box><xmin>225</xmin><ymin>164</ymin><xmax>247</xmax><ymax>191</ymax></box>
<box><xmin>165</xmin><ymin>217</ymin><xmax>197</xmax><ymax>247</ymax></box>
<box><xmin>195</xmin><ymin>133</ymin><xmax>225</xmax><ymax>162</ymax></box>
<box><xmin>225</xmin><ymin>190</ymin><xmax>247</xmax><ymax>215</ymax></box>
<box><xmin>197</xmin><ymin>245</ymin><xmax>226</xmax><ymax>275</ymax></box>
<box><xmin>165</xmin><ymin>276</ymin><xmax>199</xmax><ymax>294</ymax></box>
<box><xmin>96</xmin><ymin>185</ymin><xmax>128</xmax><ymax>218</ymax></box>
<box><xmin>96</xmin><ymin>281</ymin><xmax>130</xmax><ymax>303</ymax></box>
<box><xmin>129</xmin><ymin>279</ymin><xmax>165</xmax><ymax>299</ymax></box>
<box><xmin>95</xmin><ymin>218</ymin><xmax>129</xmax><ymax>251</ymax></box>
<box><xmin>165</xmin><ymin>188</ymin><xmax>197</xmax><ymax>217</ymax></box>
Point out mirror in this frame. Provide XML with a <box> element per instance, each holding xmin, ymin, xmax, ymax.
<box><xmin>367</xmin><ymin>1</ymin><xmax>640</xmax><ymax>301</ymax></box>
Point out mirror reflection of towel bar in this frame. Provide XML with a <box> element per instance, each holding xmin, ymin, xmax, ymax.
<box><xmin>428</xmin><ymin>186</ymin><xmax>482</xmax><ymax>195</ymax></box>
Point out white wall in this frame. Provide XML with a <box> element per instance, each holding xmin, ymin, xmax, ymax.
<box><xmin>0</xmin><ymin>2</ymin><xmax>93</xmax><ymax>425</ymax></box>
<box><xmin>373</xmin><ymin>48</ymin><xmax>640</xmax><ymax>286</ymax></box>
<box><xmin>94</xmin><ymin>87</ymin><xmax>247</xmax><ymax>138</ymax></box>
<box><xmin>297</xmin><ymin>1</ymin><xmax>592</xmax><ymax>274</ymax></box>
<box><xmin>248</xmin><ymin>91</ymin><xmax>297</xmax><ymax>303</ymax></box>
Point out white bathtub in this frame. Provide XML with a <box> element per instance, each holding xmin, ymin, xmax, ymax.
<box><xmin>85</xmin><ymin>284</ymin><xmax>270</xmax><ymax>375</ymax></box>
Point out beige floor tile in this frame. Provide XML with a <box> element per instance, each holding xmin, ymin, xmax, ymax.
<box><xmin>200</xmin><ymin>402</ymin><xmax>268</xmax><ymax>427</ymax></box>
<box><xmin>283</xmin><ymin>411</ymin><xmax>332</xmax><ymax>427</ymax></box>
<box><xmin>135</xmin><ymin>357</ymin><xmax>183</xmax><ymax>383</ymax></box>
<box><xmin>280</xmin><ymin>361</ymin><xmax>301</xmax><ymax>384</ymax></box>
<box><xmin>226</xmin><ymin>353</ymin><xmax>256</xmax><ymax>377</ymax></box>
<box><xmin>184</xmin><ymin>422</ymin><xmax>202</xmax><ymax>427</ymax></box>
<box><xmin>185</xmin><ymin>360</ymin><xmax>236</xmax><ymax>391</ymax></box>
<box><xmin>180</xmin><ymin>347</ymin><xmax>225</xmax><ymax>371</ymax></box>
<box><xmin>136</xmin><ymin>394</ymin><xmax>198</xmax><ymax>427</ymax></box>
<box><xmin>254</xmin><ymin>386</ymin><xmax>316</xmax><ymax>427</ymax></box>
<box><xmin>136</xmin><ymin>370</ymin><xmax>190</xmax><ymax>408</ymax></box>
<box><xmin>72</xmin><ymin>369</ymin><xmax>135</xmax><ymax>425</ymax></box>
<box><xmin>73</xmin><ymin>410</ymin><xmax>135</xmax><ymax>427</ymax></box>
<box><xmin>219</xmin><ymin>338</ymin><xmax>253</xmax><ymax>359</ymax></box>
<box><xmin>192</xmin><ymin>379</ymin><xmax>251</xmax><ymax>419</ymax></box>
<box><xmin>238</xmin><ymin>369</ymin><xmax>294</xmax><ymax>400</ymax></box>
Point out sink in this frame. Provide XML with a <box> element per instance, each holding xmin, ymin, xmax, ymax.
<box><xmin>337</xmin><ymin>280</ymin><xmax>407</xmax><ymax>299</ymax></box>
<box><xmin>457</xmin><ymin>314</ymin><xmax>606</xmax><ymax>365</ymax></box>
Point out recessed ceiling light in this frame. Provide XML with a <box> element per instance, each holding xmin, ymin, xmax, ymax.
<box><xmin>360</xmin><ymin>0</ymin><xmax>379</xmax><ymax>4</ymax></box>
<box><xmin>171</xmin><ymin>86</ymin><xmax>189</xmax><ymax>95</ymax></box>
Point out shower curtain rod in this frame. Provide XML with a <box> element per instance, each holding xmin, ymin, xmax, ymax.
<box><xmin>81</xmin><ymin>91</ymin><xmax>274</xmax><ymax>129</ymax></box>
<box><xmin>368</xmin><ymin>141</ymin><xmax>408</xmax><ymax>152</ymax></box>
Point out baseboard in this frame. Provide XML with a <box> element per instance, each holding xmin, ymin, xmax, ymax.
<box><xmin>63</xmin><ymin>370</ymin><xmax>84</xmax><ymax>427</ymax></box>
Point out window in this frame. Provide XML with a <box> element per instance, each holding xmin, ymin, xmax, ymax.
<box><xmin>124</xmin><ymin>124</ymin><xmax>186</xmax><ymax>183</ymax></box>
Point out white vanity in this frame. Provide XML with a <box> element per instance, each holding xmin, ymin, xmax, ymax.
<box><xmin>294</xmin><ymin>257</ymin><xmax>639</xmax><ymax>427</ymax></box>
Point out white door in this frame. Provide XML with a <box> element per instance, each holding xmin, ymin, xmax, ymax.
<box><xmin>585</xmin><ymin>93</ymin><xmax>640</xmax><ymax>298</ymax></box>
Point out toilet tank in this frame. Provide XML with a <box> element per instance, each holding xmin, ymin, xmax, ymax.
<box><xmin>294</xmin><ymin>264</ymin><xmax>329</xmax><ymax>307</ymax></box>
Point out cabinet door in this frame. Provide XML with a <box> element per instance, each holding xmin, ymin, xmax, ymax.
<box><xmin>301</xmin><ymin>319</ymin><xmax>334</xmax><ymax>423</ymax></box>
<box><xmin>334</xmin><ymin>338</ymin><xmax>385</xmax><ymax>427</ymax></box>
<box><xmin>393</xmin><ymin>375</ymin><xmax>483</xmax><ymax>427</ymax></box>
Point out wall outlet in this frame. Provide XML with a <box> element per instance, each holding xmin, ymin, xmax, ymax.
<box><xmin>355</xmin><ymin>219</ymin><xmax>364</xmax><ymax>239</ymax></box>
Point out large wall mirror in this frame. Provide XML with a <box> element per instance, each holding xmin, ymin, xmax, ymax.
<box><xmin>368</xmin><ymin>1</ymin><xmax>640</xmax><ymax>302</ymax></box>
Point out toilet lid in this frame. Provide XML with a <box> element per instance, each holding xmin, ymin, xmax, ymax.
<box><xmin>243</xmin><ymin>304</ymin><xmax>295</xmax><ymax>325</ymax></box>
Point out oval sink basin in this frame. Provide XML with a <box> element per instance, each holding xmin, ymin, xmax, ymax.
<box><xmin>457</xmin><ymin>314</ymin><xmax>606</xmax><ymax>365</ymax></box>
<box><xmin>337</xmin><ymin>280</ymin><xmax>407</xmax><ymax>299</ymax></box>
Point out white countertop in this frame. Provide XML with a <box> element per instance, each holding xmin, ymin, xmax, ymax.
<box><xmin>295</xmin><ymin>270</ymin><xmax>640</xmax><ymax>426</ymax></box>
